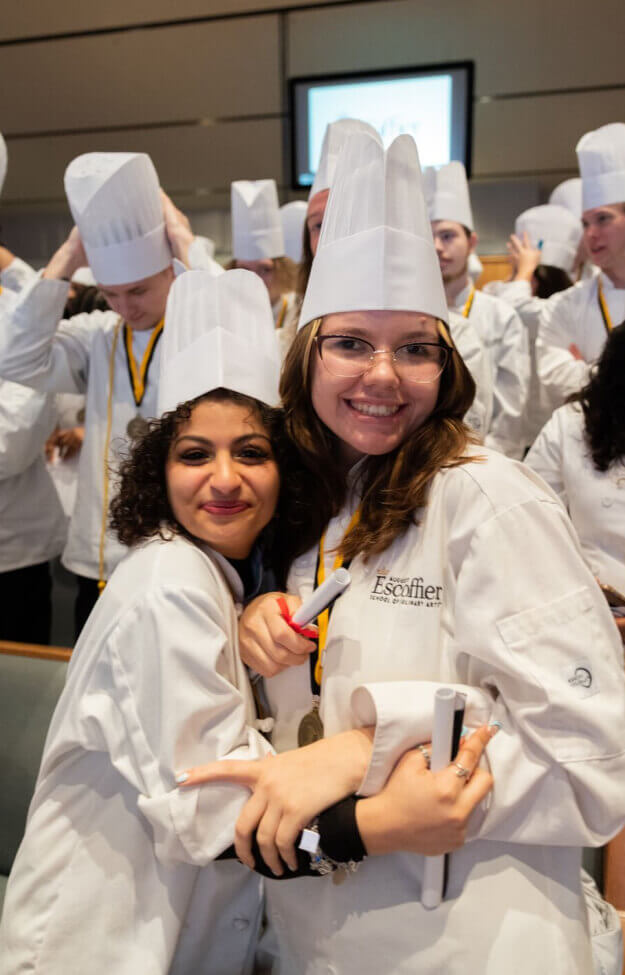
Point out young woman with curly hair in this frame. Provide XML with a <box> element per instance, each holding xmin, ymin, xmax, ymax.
<box><xmin>526</xmin><ymin>320</ymin><xmax>625</xmax><ymax>611</ymax></box>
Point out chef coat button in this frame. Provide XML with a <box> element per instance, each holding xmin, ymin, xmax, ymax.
<box><xmin>233</xmin><ymin>917</ymin><xmax>249</xmax><ymax>931</ymax></box>
<box><xmin>601</xmin><ymin>497</ymin><xmax>614</xmax><ymax>508</ymax></box>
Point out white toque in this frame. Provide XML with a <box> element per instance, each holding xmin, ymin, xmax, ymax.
<box><xmin>423</xmin><ymin>161</ymin><xmax>474</xmax><ymax>232</ymax></box>
<box><xmin>157</xmin><ymin>268</ymin><xmax>280</xmax><ymax>415</ymax></box>
<box><xmin>64</xmin><ymin>153</ymin><xmax>172</xmax><ymax>287</ymax></box>
<box><xmin>298</xmin><ymin>131</ymin><xmax>448</xmax><ymax>330</ymax></box>
<box><xmin>577</xmin><ymin>123</ymin><xmax>625</xmax><ymax>212</ymax></box>
<box><xmin>514</xmin><ymin>204</ymin><xmax>581</xmax><ymax>275</ymax></box>
<box><xmin>549</xmin><ymin>178</ymin><xmax>583</xmax><ymax>219</ymax></box>
<box><xmin>0</xmin><ymin>133</ymin><xmax>7</xmax><ymax>196</ymax></box>
<box><xmin>71</xmin><ymin>266</ymin><xmax>97</xmax><ymax>287</ymax></box>
<box><xmin>231</xmin><ymin>180</ymin><xmax>284</xmax><ymax>261</ymax></box>
<box><xmin>309</xmin><ymin>118</ymin><xmax>379</xmax><ymax>201</ymax></box>
<box><xmin>280</xmin><ymin>201</ymin><xmax>307</xmax><ymax>263</ymax></box>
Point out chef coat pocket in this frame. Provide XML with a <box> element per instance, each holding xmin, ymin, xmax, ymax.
<box><xmin>496</xmin><ymin>586</ymin><xmax>616</xmax><ymax>761</ymax></box>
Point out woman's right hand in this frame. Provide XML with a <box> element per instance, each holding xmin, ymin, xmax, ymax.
<box><xmin>239</xmin><ymin>592</ymin><xmax>317</xmax><ymax>677</ymax></box>
<box><xmin>356</xmin><ymin>726</ymin><xmax>496</xmax><ymax>857</ymax></box>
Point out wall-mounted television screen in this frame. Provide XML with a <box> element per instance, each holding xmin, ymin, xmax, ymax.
<box><xmin>290</xmin><ymin>62</ymin><xmax>473</xmax><ymax>191</ymax></box>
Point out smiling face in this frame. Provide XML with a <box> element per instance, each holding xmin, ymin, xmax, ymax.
<box><xmin>310</xmin><ymin>311</ymin><xmax>443</xmax><ymax>465</ymax></box>
<box><xmin>165</xmin><ymin>398</ymin><xmax>280</xmax><ymax>559</ymax></box>
<box><xmin>582</xmin><ymin>204</ymin><xmax>625</xmax><ymax>281</ymax></box>
<box><xmin>99</xmin><ymin>266</ymin><xmax>174</xmax><ymax>330</ymax></box>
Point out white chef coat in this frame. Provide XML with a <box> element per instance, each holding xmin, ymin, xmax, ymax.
<box><xmin>0</xmin><ymin>378</ymin><xmax>65</xmax><ymax>572</ymax></box>
<box><xmin>273</xmin><ymin>291</ymin><xmax>300</xmax><ymax>361</ymax></box>
<box><xmin>525</xmin><ymin>402</ymin><xmax>625</xmax><ymax>605</ymax></box>
<box><xmin>0</xmin><ymin>287</ymin><xmax>65</xmax><ymax>572</ymax></box>
<box><xmin>0</xmin><ymin>275</ymin><xmax>163</xmax><ymax>580</ymax></box>
<box><xmin>0</xmin><ymin>532</ymin><xmax>273</xmax><ymax>974</ymax></box>
<box><xmin>448</xmin><ymin>309</ymin><xmax>493</xmax><ymax>438</ymax></box>
<box><xmin>264</xmin><ymin>447</ymin><xmax>625</xmax><ymax>975</ymax></box>
<box><xmin>484</xmin><ymin>279</ymin><xmax>555</xmax><ymax>444</ymax></box>
<box><xmin>536</xmin><ymin>273</ymin><xmax>625</xmax><ymax>408</ymax></box>
<box><xmin>0</xmin><ymin>257</ymin><xmax>37</xmax><ymax>294</ymax></box>
<box><xmin>450</xmin><ymin>283</ymin><xmax>530</xmax><ymax>458</ymax></box>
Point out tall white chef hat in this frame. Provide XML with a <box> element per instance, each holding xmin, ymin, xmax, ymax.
<box><xmin>548</xmin><ymin>178</ymin><xmax>583</xmax><ymax>219</ymax></box>
<box><xmin>0</xmin><ymin>133</ymin><xmax>7</xmax><ymax>196</ymax></box>
<box><xmin>64</xmin><ymin>152</ymin><xmax>172</xmax><ymax>287</ymax></box>
<box><xmin>231</xmin><ymin>180</ymin><xmax>284</xmax><ymax>262</ymax></box>
<box><xmin>423</xmin><ymin>161</ymin><xmax>474</xmax><ymax>232</ymax></box>
<box><xmin>71</xmin><ymin>266</ymin><xmax>97</xmax><ymax>287</ymax></box>
<box><xmin>309</xmin><ymin>118</ymin><xmax>379</xmax><ymax>202</ymax></box>
<box><xmin>514</xmin><ymin>204</ymin><xmax>582</xmax><ymax>275</ymax></box>
<box><xmin>577</xmin><ymin>123</ymin><xmax>625</xmax><ymax>212</ymax></box>
<box><xmin>280</xmin><ymin>201</ymin><xmax>307</xmax><ymax>263</ymax></box>
<box><xmin>298</xmin><ymin>130</ymin><xmax>448</xmax><ymax>330</ymax></box>
<box><xmin>157</xmin><ymin>268</ymin><xmax>280</xmax><ymax>415</ymax></box>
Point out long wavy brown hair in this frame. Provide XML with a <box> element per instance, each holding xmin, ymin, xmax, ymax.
<box><xmin>280</xmin><ymin>317</ymin><xmax>480</xmax><ymax>564</ymax></box>
<box><xmin>568</xmin><ymin>320</ymin><xmax>625</xmax><ymax>471</ymax></box>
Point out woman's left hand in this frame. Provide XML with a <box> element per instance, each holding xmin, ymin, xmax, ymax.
<box><xmin>177</xmin><ymin>728</ymin><xmax>373</xmax><ymax>876</ymax></box>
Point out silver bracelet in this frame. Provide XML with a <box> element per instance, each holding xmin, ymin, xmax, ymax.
<box><xmin>299</xmin><ymin>823</ymin><xmax>363</xmax><ymax>879</ymax></box>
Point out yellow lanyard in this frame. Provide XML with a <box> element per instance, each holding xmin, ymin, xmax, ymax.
<box><xmin>314</xmin><ymin>508</ymin><xmax>360</xmax><ymax>685</ymax></box>
<box><xmin>597</xmin><ymin>280</ymin><xmax>613</xmax><ymax>335</ymax></box>
<box><xmin>275</xmin><ymin>297</ymin><xmax>288</xmax><ymax>331</ymax></box>
<box><xmin>98</xmin><ymin>321</ymin><xmax>122</xmax><ymax>592</ymax></box>
<box><xmin>461</xmin><ymin>287</ymin><xmax>476</xmax><ymax>319</ymax></box>
<box><xmin>123</xmin><ymin>319</ymin><xmax>164</xmax><ymax>406</ymax></box>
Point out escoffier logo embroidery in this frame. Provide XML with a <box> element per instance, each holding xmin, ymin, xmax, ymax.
<box><xmin>370</xmin><ymin>569</ymin><xmax>442</xmax><ymax>607</ymax></box>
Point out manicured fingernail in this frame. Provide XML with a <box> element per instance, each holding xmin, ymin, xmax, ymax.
<box><xmin>175</xmin><ymin>772</ymin><xmax>189</xmax><ymax>784</ymax></box>
<box><xmin>489</xmin><ymin>721</ymin><xmax>502</xmax><ymax>736</ymax></box>
<box><xmin>461</xmin><ymin>725</ymin><xmax>470</xmax><ymax>737</ymax></box>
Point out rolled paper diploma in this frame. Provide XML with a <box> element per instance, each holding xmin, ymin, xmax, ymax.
<box><xmin>291</xmin><ymin>568</ymin><xmax>352</xmax><ymax>627</ymax></box>
<box><xmin>421</xmin><ymin>687</ymin><xmax>457</xmax><ymax>910</ymax></box>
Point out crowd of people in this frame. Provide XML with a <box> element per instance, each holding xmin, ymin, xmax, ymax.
<box><xmin>0</xmin><ymin>116</ymin><xmax>624</xmax><ymax>974</ymax></box>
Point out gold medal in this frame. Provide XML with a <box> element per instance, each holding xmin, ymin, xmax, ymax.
<box><xmin>126</xmin><ymin>415</ymin><xmax>150</xmax><ymax>440</ymax></box>
<box><xmin>297</xmin><ymin>706</ymin><xmax>324</xmax><ymax>747</ymax></box>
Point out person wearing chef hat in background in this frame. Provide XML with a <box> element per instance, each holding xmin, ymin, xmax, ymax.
<box><xmin>0</xmin><ymin>133</ymin><xmax>66</xmax><ymax>645</ymax></box>
<box><xmin>299</xmin><ymin>119</ymin><xmax>493</xmax><ymax>439</ymax></box>
<box><xmin>0</xmin><ymin>132</ymin><xmax>39</xmax><ymax>295</ymax></box>
<box><xmin>280</xmin><ymin>200</ymin><xmax>307</xmax><ymax>265</ymax></box>
<box><xmin>549</xmin><ymin>177</ymin><xmax>596</xmax><ymax>282</ymax></box>
<box><xmin>0</xmin><ymin>151</ymin><xmax>206</xmax><ymax>638</ymax></box>
<box><xmin>484</xmin><ymin>203</ymin><xmax>582</xmax><ymax>446</ymax></box>
<box><xmin>537</xmin><ymin>123</ymin><xmax>625</xmax><ymax>410</ymax></box>
<box><xmin>230</xmin><ymin>179</ymin><xmax>299</xmax><ymax>359</ymax></box>
<box><xmin>200</xmin><ymin>126</ymin><xmax>625</xmax><ymax>975</ymax></box>
<box><xmin>424</xmin><ymin>160</ymin><xmax>530</xmax><ymax>459</ymax></box>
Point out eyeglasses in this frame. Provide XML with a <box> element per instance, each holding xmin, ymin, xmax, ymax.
<box><xmin>315</xmin><ymin>334</ymin><xmax>451</xmax><ymax>384</ymax></box>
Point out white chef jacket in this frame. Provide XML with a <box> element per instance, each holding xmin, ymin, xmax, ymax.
<box><xmin>264</xmin><ymin>447</ymin><xmax>625</xmax><ymax>975</ymax></box>
<box><xmin>0</xmin><ymin>287</ymin><xmax>65</xmax><ymax>572</ymax></box>
<box><xmin>273</xmin><ymin>291</ymin><xmax>300</xmax><ymax>361</ymax></box>
<box><xmin>536</xmin><ymin>273</ymin><xmax>625</xmax><ymax>408</ymax></box>
<box><xmin>484</xmin><ymin>279</ymin><xmax>554</xmax><ymax>444</ymax></box>
<box><xmin>0</xmin><ymin>533</ymin><xmax>273</xmax><ymax>974</ymax></box>
<box><xmin>0</xmin><ymin>275</ymin><xmax>163</xmax><ymax>580</ymax></box>
<box><xmin>449</xmin><ymin>282</ymin><xmax>529</xmax><ymax>458</ymax></box>
<box><xmin>448</xmin><ymin>309</ymin><xmax>493</xmax><ymax>438</ymax></box>
<box><xmin>525</xmin><ymin>402</ymin><xmax>625</xmax><ymax>606</ymax></box>
<box><xmin>0</xmin><ymin>378</ymin><xmax>65</xmax><ymax>572</ymax></box>
<box><xmin>0</xmin><ymin>257</ymin><xmax>37</xmax><ymax>294</ymax></box>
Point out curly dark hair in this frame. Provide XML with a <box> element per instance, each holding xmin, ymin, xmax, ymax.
<box><xmin>533</xmin><ymin>264</ymin><xmax>573</xmax><ymax>300</ymax></box>
<box><xmin>569</xmin><ymin>321</ymin><xmax>625</xmax><ymax>471</ymax></box>
<box><xmin>110</xmin><ymin>388</ymin><xmax>306</xmax><ymax>587</ymax></box>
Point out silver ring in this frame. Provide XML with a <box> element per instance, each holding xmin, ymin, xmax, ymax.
<box><xmin>417</xmin><ymin>744</ymin><xmax>431</xmax><ymax>768</ymax></box>
<box><xmin>453</xmin><ymin>762</ymin><xmax>470</xmax><ymax>779</ymax></box>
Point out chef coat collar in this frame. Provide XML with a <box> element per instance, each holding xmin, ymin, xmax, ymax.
<box><xmin>450</xmin><ymin>278</ymin><xmax>473</xmax><ymax>310</ymax></box>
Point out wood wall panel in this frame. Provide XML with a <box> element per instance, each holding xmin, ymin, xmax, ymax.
<box><xmin>287</xmin><ymin>0</ymin><xmax>625</xmax><ymax>96</ymax></box>
<box><xmin>0</xmin><ymin>0</ymin><xmax>349</xmax><ymax>42</ymax></box>
<box><xmin>0</xmin><ymin>16</ymin><xmax>281</xmax><ymax>134</ymax></box>
<box><xmin>2</xmin><ymin>119</ymin><xmax>285</xmax><ymax>203</ymax></box>
<box><xmin>473</xmin><ymin>89</ymin><xmax>625</xmax><ymax>177</ymax></box>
